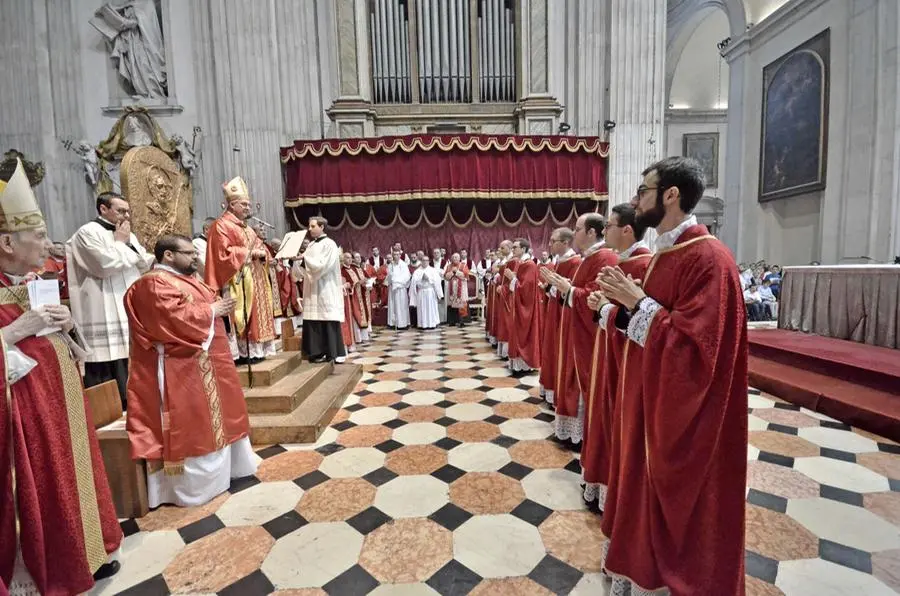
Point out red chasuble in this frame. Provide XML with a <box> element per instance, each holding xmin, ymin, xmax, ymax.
<box><xmin>342</xmin><ymin>266</ymin><xmax>369</xmax><ymax>330</ymax></box>
<box><xmin>277</xmin><ymin>261</ymin><xmax>301</xmax><ymax>317</ymax></box>
<box><xmin>124</xmin><ymin>270</ymin><xmax>251</xmax><ymax>469</ymax></box>
<box><xmin>444</xmin><ymin>263</ymin><xmax>470</xmax><ymax>314</ymax></box>
<box><xmin>0</xmin><ymin>283</ymin><xmax>121</xmax><ymax>596</ymax></box>
<box><xmin>204</xmin><ymin>211</ymin><xmax>276</xmax><ymax>344</ymax></box>
<box><xmin>580</xmin><ymin>248</ymin><xmax>651</xmax><ymax>501</ymax></box>
<box><xmin>356</xmin><ymin>265</ymin><xmax>373</xmax><ymax>324</ymax></box>
<box><xmin>555</xmin><ymin>249</ymin><xmax>616</xmax><ymax>437</ymax></box>
<box><xmin>538</xmin><ymin>257</ymin><xmax>580</xmax><ymax>401</ymax></box>
<box><xmin>496</xmin><ymin>260</ymin><xmax>519</xmax><ymax>345</ymax></box>
<box><xmin>602</xmin><ymin>226</ymin><xmax>748</xmax><ymax>595</ymax></box>
<box><xmin>508</xmin><ymin>258</ymin><xmax>542</xmax><ymax>368</ymax></box>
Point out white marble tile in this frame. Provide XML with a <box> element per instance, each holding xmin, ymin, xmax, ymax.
<box><xmin>570</xmin><ymin>573</ymin><xmax>611</xmax><ymax>596</ymax></box>
<box><xmin>380</xmin><ymin>362</ymin><xmax>413</xmax><ymax>372</ymax></box>
<box><xmin>479</xmin><ymin>367</ymin><xmax>512</xmax><ymax>378</ymax></box>
<box><xmin>413</xmin><ymin>355</ymin><xmax>444</xmax><ymax>363</ymax></box>
<box><xmin>786</xmin><ymin>498</ymin><xmax>900</xmax><ymax>552</ymax></box>
<box><xmin>797</xmin><ymin>427</ymin><xmax>879</xmax><ymax>454</ymax></box>
<box><xmin>473</xmin><ymin>353</ymin><xmax>501</xmax><ymax>361</ymax></box>
<box><xmin>445</xmin><ymin>403</ymin><xmax>493</xmax><ymax>422</ymax></box>
<box><xmin>776</xmin><ymin>558</ymin><xmax>897</xmax><ymax>596</ymax></box>
<box><xmin>748</xmin><ymin>445</ymin><xmax>761</xmax><ymax>461</ymax></box>
<box><xmin>355</xmin><ymin>357</ymin><xmax>385</xmax><ymax>365</ymax></box>
<box><xmin>748</xmin><ymin>414</ymin><xmax>769</xmax><ymax>431</ymax></box>
<box><xmin>444</xmin><ymin>360</ymin><xmax>478</xmax><ymax>370</ymax></box>
<box><xmin>794</xmin><ymin>456</ymin><xmax>891</xmax><ymax>493</ymax></box>
<box><xmin>408</xmin><ymin>369</ymin><xmax>445</xmax><ymax>381</ymax></box>
<box><xmin>360</xmin><ymin>371</ymin><xmax>376</xmax><ymax>382</ymax></box>
<box><xmin>517</xmin><ymin>374</ymin><xmax>540</xmax><ymax>387</ymax></box>
<box><xmin>368</xmin><ymin>380</ymin><xmax>408</xmax><ymax>393</ymax></box>
<box><xmin>453</xmin><ymin>514</ymin><xmax>546</xmax><ymax>578</ymax></box>
<box><xmin>748</xmin><ymin>394</ymin><xmax>776</xmax><ymax>409</ymax></box>
<box><xmin>444</xmin><ymin>378</ymin><xmax>482</xmax><ymax>391</ymax></box>
<box><xmin>283</xmin><ymin>426</ymin><xmax>339</xmax><ymax>450</ymax></box>
<box><xmin>486</xmin><ymin>388</ymin><xmax>531</xmax><ymax>403</ymax></box>
<box><xmin>368</xmin><ymin>584</ymin><xmax>441</xmax><ymax>595</ymax></box>
<box><xmin>499</xmin><ymin>419</ymin><xmax>553</xmax><ymax>440</ymax></box>
<box><xmin>441</xmin><ymin>348</ymin><xmax>468</xmax><ymax>355</ymax></box>
<box><xmin>342</xmin><ymin>393</ymin><xmax>362</xmax><ymax>407</ymax></box>
<box><xmin>448</xmin><ymin>443</ymin><xmax>512</xmax><ymax>472</ymax></box>
<box><xmin>417</xmin><ymin>343</ymin><xmax>443</xmax><ymax>351</ymax></box>
<box><xmin>349</xmin><ymin>406</ymin><xmax>399</xmax><ymax>425</ymax></box>
<box><xmin>262</xmin><ymin>522</ymin><xmax>363</xmax><ymax>588</ymax></box>
<box><xmin>217</xmin><ymin>481</ymin><xmax>304</xmax><ymax>526</ymax></box>
<box><xmin>90</xmin><ymin>531</ymin><xmax>185</xmax><ymax>595</ymax></box>
<box><xmin>387</xmin><ymin>350</ymin><xmax>417</xmax><ymax>357</ymax></box>
<box><xmin>319</xmin><ymin>447</ymin><xmax>386</xmax><ymax>478</ymax></box>
<box><xmin>374</xmin><ymin>475</ymin><xmax>449</xmax><ymax>518</ymax></box>
<box><xmin>521</xmin><ymin>469</ymin><xmax>587</xmax><ymax>510</ymax></box>
<box><xmin>403</xmin><ymin>390</ymin><xmax>445</xmax><ymax>406</ymax></box>
<box><xmin>799</xmin><ymin>407</ymin><xmax>841</xmax><ymax>423</ymax></box>
<box><xmin>392</xmin><ymin>422</ymin><xmax>447</xmax><ymax>445</ymax></box>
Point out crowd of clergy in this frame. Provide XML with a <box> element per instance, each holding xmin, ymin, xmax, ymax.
<box><xmin>1</xmin><ymin>155</ymin><xmax>749</xmax><ymax>596</ymax></box>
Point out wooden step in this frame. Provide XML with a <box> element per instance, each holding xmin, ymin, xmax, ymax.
<box><xmin>243</xmin><ymin>362</ymin><xmax>333</xmax><ymax>414</ymax></box>
<box><xmin>249</xmin><ymin>363</ymin><xmax>362</xmax><ymax>445</ymax></box>
<box><xmin>238</xmin><ymin>352</ymin><xmax>303</xmax><ymax>388</ymax></box>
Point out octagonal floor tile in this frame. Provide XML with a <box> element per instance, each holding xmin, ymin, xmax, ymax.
<box><xmin>454</xmin><ymin>514</ymin><xmax>546</xmax><ymax>578</ymax></box>
<box><xmin>404</xmin><ymin>390</ymin><xmax>445</xmax><ymax>406</ymax></box>
<box><xmin>413</xmin><ymin>355</ymin><xmax>444</xmax><ymax>363</ymax></box>
<box><xmin>360</xmin><ymin>518</ymin><xmax>453</xmax><ymax>583</ymax></box>
<box><xmin>797</xmin><ymin>426</ymin><xmax>879</xmax><ymax>453</ymax></box>
<box><xmin>799</xmin><ymin>407</ymin><xmax>840</xmax><ymax>423</ymax></box>
<box><xmin>392</xmin><ymin>422</ymin><xmax>447</xmax><ymax>445</ymax></box>
<box><xmin>509</xmin><ymin>440</ymin><xmax>573</xmax><ymax>469</ymax></box>
<box><xmin>447</xmin><ymin>421</ymin><xmax>501</xmax><ymax>443</ymax></box>
<box><xmin>255</xmin><ymin>450</ymin><xmax>324</xmax><ymax>483</ymax></box>
<box><xmin>408</xmin><ymin>369</ymin><xmax>446</xmax><ymax>381</ymax></box>
<box><xmin>744</xmin><ymin>504</ymin><xmax>818</xmax><ymax>561</ymax></box>
<box><xmin>368</xmin><ymin>585</ymin><xmax>441</xmax><ymax>595</ymax></box>
<box><xmin>485</xmin><ymin>387</ymin><xmax>531</xmax><ymax>403</ymax></box>
<box><xmin>283</xmin><ymin>426</ymin><xmax>339</xmax><ymax>451</ymax></box>
<box><xmin>349</xmin><ymin>406</ymin><xmax>399</xmax><ymax>425</ymax></box>
<box><xmin>748</xmin><ymin>431</ymin><xmax>820</xmax><ymax>459</ymax></box>
<box><xmin>570</xmin><ymin>573</ymin><xmax>609</xmax><ymax>596</ymax></box>
<box><xmin>473</xmin><ymin>352</ymin><xmax>501</xmax><ymax>361</ymax></box>
<box><xmin>493</xmin><ymin>402</ymin><xmax>541</xmax><ymax>420</ymax></box>
<box><xmin>136</xmin><ymin>492</ymin><xmax>229</xmax><ymax>532</ymax></box>
<box><xmin>864</xmin><ymin>491</ymin><xmax>900</xmax><ymax>526</ymax></box>
<box><xmin>857</xmin><ymin>452</ymin><xmax>900</xmax><ymax>480</ymax></box>
<box><xmin>872</xmin><ymin>549</ymin><xmax>900</xmax><ymax>593</ymax></box>
<box><xmin>479</xmin><ymin>367</ymin><xmax>512</xmax><ymax>378</ymax></box>
<box><xmin>500</xmin><ymin>418</ymin><xmax>553</xmax><ymax>441</ymax></box>
<box><xmin>399</xmin><ymin>405</ymin><xmax>446</xmax><ymax>423</ymax></box>
<box><xmin>445</xmin><ymin>390</ymin><xmax>486</xmax><ymax>404</ymax></box>
<box><xmin>217</xmin><ymin>481</ymin><xmax>305</xmax><ymax>526</ymax></box>
<box><xmin>355</xmin><ymin>357</ymin><xmax>385</xmax><ymax>366</ymax></box>
<box><xmin>385</xmin><ymin>444</ymin><xmax>448</xmax><ymax>475</ymax></box>
<box><xmin>445</xmin><ymin>403</ymin><xmax>494</xmax><ymax>422</ymax></box>
<box><xmin>470</xmin><ymin>577</ymin><xmax>554</xmax><ymax>595</ymax></box>
<box><xmin>776</xmin><ymin>558</ymin><xmax>896</xmax><ymax>596</ymax></box>
<box><xmin>262</xmin><ymin>522</ymin><xmax>364</xmax><ymax>589</ymax></box>
<box><xmin>748</xmin><ymin>394</ymin><xmax>776</xmax><ymax>409</ymax></box>
<box><xmin>164</xmin><ymin>526</ymin><xmax>274</xmax><ymax>593</ymax></box>
<box><xmin>380</xmin><ymin>362</ymin><xmax>413</xmax><ymax>372</ymax></box>
<box><xmin>539</xmin><ymin>511</ymin><xmax>605</xmax><ymax>572</ymax></box>
<box><xmin>297</xmin><ymin>478</ymin><xmax>377</xmax><ymax>522</ymax></box>
<box><xmin>754</xmin><ymin>409</ymin><xmax>820</xmax><ymax>428</ymax></box>
<box><xmin>748</xmin><ymin>445</ymin><xmax>761</xmax><ymax>461</ymax></box>
<box><xmin>320</xmin><ymin>447</ymin><xmax>387</xmax><ymax>478</ymax></box>
<box><xmin>746</xmin><ymin>461</ymin><xmax>820</xmax><ymax>500</ymax></box>
<box><xmin>482</xmin><ymin>377</ymin><xmax>521</xmax><ymax>389</ymax></box>
<box><xmin>368</xmin><ymin>380</ymin><xmax>408</xmax><ymax>393</ymax></box>
<box><xmin>794</xmin><ymin>456</ymin><xmax>890</xmax><ymax>493</ymax></box>
<box><xmin>787</xmin><ymin>497</ymin><xmax>900</xmax><ymax>552</ymax></box>
<box><xmin>521</xmin><ymin>469</ymin><xmax>586</xmax><ymax>511</ymax></box>
<box><xmin>445</xmin><ymin>378</ymin><xmax>483</xmax><ymax>391</ymax></box>
<box><xmin>361</xmin><ymin>393</ymin><xmax>402</xmax><ymax>407</ymax></box>
<box><xmin>374</xmin><ymin>475</ymin><xmax>449</xmax><ymax>518</ymax></box>
<box><xmin>450</xmin><ymin>472</ymin><xmax>526</xmax><ymax>514</ymax></box>
<box><xmin>445</xmin><ymin>360</ymin><xmax>478</xmax><ymax>370</ymax></box>
<box><xmin>748</xmin><ymin>415</ymin><xmax>770</xmax><ymax>432</ymax></box>
<box><xmin>92</xmin><ymin>530</ymin><xmax>185</xmax><ymax>595</ymax></box>
<box><xmin>385</xmin><ymin>349</ymin><xmax>416</xmax><ymax>357</ymax></box>
<box><xmin>448</xmin><ymin>442</ymin><xmax>512</xmax><ymax>472</ymax></box>
<box><xmin>338</xmin><ymin>425</ymin><xmax>395</xmax><ymax>448</ymax></box>
<box><xmin>406</xmin><ymin>380</ymin><xmax>442</xmax><ymax>392</ymax></box>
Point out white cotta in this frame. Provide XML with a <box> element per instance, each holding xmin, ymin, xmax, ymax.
<box><xmin>301</xmin><ymin>235</ymin><xmax>344</xmax><ymax>322</ymax></box>
<box><xmin>192</xmin><ymin>236</ymin><xmax>208</xmax><ymax>278</ymax></box>
<box><xmin>387</xmin><ymin>261</ymin><xmax>411</xmax><ymax>328</ymax></box>
<box><xmin>67</xmin><ymin>220</ymin><xmax>154</xmax><ymax>362</ymax></box>
<box><xmin>409</xmin><ymin>266</ymin><xmax>444</xmax><ymax>328</ymax></box>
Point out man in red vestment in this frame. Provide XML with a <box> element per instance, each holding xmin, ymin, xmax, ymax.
<box><xmin>597</xmin><ymin>157</ymin><xmax>748</xmax><ymax>595</ymax></box>
<box><xmin>341</xmin><ymin>252</ymin><xmax>370</xmax><ymax>353</ymax></box>
<box><xmin>537</xmin><ymin>228</ymin><xmax>578</xmax><ymax>407</ymax></box>
<box><xmin>204</xmin><ymin>176</ymin><xmax>277</xmax><ymax>364</ymax></box>
<box><xmin>492</xmin><ymin>240</ymin><xmax>513</xmax><ymax>356</ymax></box>
<box><xmin>443</xmin><ymin>253</ymin><xmax>470</xmax><ymax>327</ymax></box>
<box><xmin>544</xmin><ymin>213</ymin><xmax>617</xmax><ymax>446</ymax></box>
<box><xmin>352</xmin><ymin>252</ymin><xmax>373</xmax><ymax>329</ymax></box>
<box><xmin>125</xmin><ymin>235</ymin><xmax>257</xmax><ymax>508</ymax></box>
<box><xmin>0</xmin><ymin>159</ymin><xmax>122</xmax><ymax>595</ymax></box>
<box><xmin>37</xmin><ymin>241</ymin><xmax>69</xmax><ymax>300</ymax></box>
<box><xmin>579</xmin><ymin>204</ymin><xmax>652</xmax><ymax>512</ymax></box>
<box><xmin>504</xmin><ymin>239</ymin><xmax>542</xmax><ymax>374</ymax></box>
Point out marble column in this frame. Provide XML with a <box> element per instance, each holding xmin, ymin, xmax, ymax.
<box><xmin>516</xmin><ymin>0</ymin><xmax>562</xmax><ymax>134</ymax></box>
<box><xmin>607</xmin><ymin>0</ymin><xmax>667</xmax><ymax>211</ymax></box>
<box><xmin>328</xmin><ymin>0</ymin><xmax>375</xmax><ymax>138</ymax></box>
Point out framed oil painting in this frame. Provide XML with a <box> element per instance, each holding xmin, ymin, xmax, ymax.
<box><xmin>759</xmin><ymin>29</ymin><xmax>830</xmax><ymax>202</ymax></box>
<box><xmin>682</xmin><ymin>133</ymin><xmax>719</xmax><ymax>188</ymax></box>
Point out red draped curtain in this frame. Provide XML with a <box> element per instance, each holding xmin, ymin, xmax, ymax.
<box><xmin>280</xmin><ymin>134</ymin><xmax>608</xmax><ymax>259</ymax></box>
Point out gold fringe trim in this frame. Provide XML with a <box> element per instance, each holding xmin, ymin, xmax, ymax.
<box><xmin>163</xmin><ymin>461</ymin><xmax>185</xmax><ymax>476</ymax></box>
<box><xmin>285</xmin><ymin>188</ymin><xmax>607</xmax><ymax>207</ymax></box>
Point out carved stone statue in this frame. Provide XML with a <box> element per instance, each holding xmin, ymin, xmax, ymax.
<box><xmin>121</xmin><ymin>146</ymin><xmax>191</xmax><ymax>250</ymax></box>
<box><xmin>169</xmin><ymin>133</ymin><xmax>198</xmax><ymax>178</ymax></box>
<box><xmin>90</xmin><ymin>0</ymin><xmax>168</xmax><ymax>99</ymax></box>
<box><xmin>74</xmin><ymin>141</ymin><xmax>101</xmax><ymax>187</ymax></box>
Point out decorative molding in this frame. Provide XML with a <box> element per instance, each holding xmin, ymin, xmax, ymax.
<box><xmin>665</xmin><ymin>109</ymin><xmax>728</xmax><ymax>123</ymax></box>
<box><xmin>722</xmin><ymin>0</ymin><xmax>832</xmax><ymax>64</ymax></box>
<box><xmin>101</xmin><ymin>102</ymin><xmax>184</xmax><ymax>117</ymax></box>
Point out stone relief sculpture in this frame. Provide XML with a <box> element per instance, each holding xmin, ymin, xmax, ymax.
<box><xmin>90</xmin><ymin>0</ymin><xmax>168</xmax><ymax>99</ymax></box>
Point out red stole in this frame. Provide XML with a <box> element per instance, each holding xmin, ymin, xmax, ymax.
<box><xmin>507</xmin><ymin>258</ymin><xmax>542</xmax><ymax>367</ymax></box>
<box><xmin>341</xmin><ymin>265</ymin><xmax>368</xmax><ymax>336</ymax></box>
<box><xmin>602</xmin><ymin>226</ymin><xmax>748</xmax><ymax>595</ymax></box>
<box><xmin>355</xmin><ymin>265</ymin><xmax>373</xmax><ymax>323</ymax></box>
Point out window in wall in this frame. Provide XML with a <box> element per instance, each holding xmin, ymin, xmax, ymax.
<box><xmin>369</xmin><ymin>0</ymin><xmax>516</xmax><ymax>104</ymax></box>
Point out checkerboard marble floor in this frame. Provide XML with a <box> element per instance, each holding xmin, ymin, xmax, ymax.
<box><xmin>90</xmin><ymin>326</ymin><xmax>900</xmax><ymax>595</ymax></box>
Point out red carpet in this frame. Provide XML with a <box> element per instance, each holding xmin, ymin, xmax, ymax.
<box><xmin>748</xmin><ymin>329</ymin><xmax>900</xmax><ymax>442</ymax></box>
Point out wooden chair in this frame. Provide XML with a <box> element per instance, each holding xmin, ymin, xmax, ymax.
<box><xmin>87</xmin><ymin>381</ymin><xmax>149</xmax><ymax>519</ymax></box>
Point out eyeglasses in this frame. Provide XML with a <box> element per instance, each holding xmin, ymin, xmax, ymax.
<box><xmin>173</xmin><ymin>250</ymin><xmax>197</xmax><ymax>256</ymax></box>
<box><xmin>635</xmin><ymin>186</ymin><xmax>658</xmax><ymax>197</ymax></box>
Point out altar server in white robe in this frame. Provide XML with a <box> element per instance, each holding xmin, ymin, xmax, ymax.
<box><xmin>387</xmin><ymin>251</ymin><xmax>411</xmax><ymax>329</ymax></box>
<box><xmin>68</xmin><ymin>191</ymin><xmax>153</xmax><ymax>407</ymax></box>
<box><xmin>409</xmin><ymin>256</ymin><xmax>444</xmax><ymax>330</ymax></box>
<box><xmin>300</xmin><ymin>217</ymin><xmax>346</xmax><ymax>363</ymax></box>
<box><xmin>432</xmin><ymin>248</ymin><xmax>448</xmax><ymax>323</ymax></box>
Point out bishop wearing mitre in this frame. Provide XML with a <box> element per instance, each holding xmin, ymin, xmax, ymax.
<box><xmin>204</xmin><ymin>177</ymin><xmax>277</xmax><ymax>363</ymax></box>
<box><xmin>125</xmin><ymin>235</ymin><xmax>257</xmax><ymax>507</ymax></box>
<box><xmin>0</xmin><ymin>159</ymin><xmax>122</xmax><ymax>595</ymax></box>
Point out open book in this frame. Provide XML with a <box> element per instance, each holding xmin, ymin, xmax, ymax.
<box><xmin>275</xmin><ymin>231</ymin><xmax>308</xmax><ymax>260</ymax></box>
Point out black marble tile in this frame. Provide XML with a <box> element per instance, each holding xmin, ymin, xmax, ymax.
<box><xmin>819</xmin><ymin>484</ymin><xmax>864</xmax><ymax>507</ymax></box>
<box><xmin>819</xmin><ymin>539</ymin><xmax>872</xmax><ymax>573</ymax></box>
<box><xmin>390</xmin><ymin>401</ymin><xmax>412</xmax><ymax>411</ymax></box>
<box><xmin>472</xmin><ymin>375</ymin><xmax>488</xmax><ymax>381</ymax></box>
<box><xmin>363</xmin><ymin>467</ymin><xmax>399</xmax><ymax>487</ymax></box>
<box><xmin>255</xmin><ymin>444</ymin><xmax>287</xmax><ymax>459</ymax></box>
<box><xmin>773</xmin><ymin>401</ymin><xmax>802</xmax><ymax>411</ymax></box>
<box><xmin>262</xmin><ymin>510</ymin><xmax>308</xmax><ymax>540</ymax></box>
<box><xmin>484</xmin><ymin>414</ymin><xmax>508</xmax><ymax>424</ymax></box>
<box><xmin>120</xmin><ymin>518</ymin><xmax>141</xmax><ymax>538</ymax></box>
<box><xmin>426</xmin><ymin>559</ymin><xmax>482</xmax><ymax>596</ymax></box>
<box><xmin>889</xmin><ymin>478</ymin><xmax>900</xmax><ymax>492</ymax></box>
<box><xmin>524</xmin><ymin>397</ymin><xmax>544</xmax><ymax>406</ymax></box>
<box><xmin>219</xmin><ymin>570</ymin><xmax>275</xmax><ymax>596</ymax></box>
<box><xmin>118</xmin><ymin>574</ymin><xmax>169</xmax><ymax>596</ymax></box>
<box><xmin>535</xmin><ymin>412</ymin><xmax>555</xmax><ymax>423</ymax></box>
<box><xmin>878</xmin><ymin>442</ymin><xmax>900</xmax><ymax>455</ymax></box>
<box><xmin>767</xmin><ymin>423</ymin><xmax>799</xmax><ymax>436</ymax></box>
<box><xmin>435</xmin><ymin>386</ymin><xmax>454</xmax><ymax>394</ymax></box>
<box><xmin>491</xmin><ymin>435</ymin><xmax>518</xmax><ymax>449</ymax></box>
<box><xmin>435</xmin><ymin>400</ymin><xmax>456</xmax><ymax>408</ymax></box>
<box><xmin>744</xmin><ymin>550</ymin><xmax>778</xmax><ymax>584</ymax></box>
<box><xmin>528</xmin><ymin>554</ymin><xmax>583</xmax><ymax>594</ymax></box>
<box><xmin>355</xmin><ymin>389</ymin><xmax>372</xmax><ymax>397</ymax></box>
<box><xmin>374</xmin><ymin>439</ymin><xmax>405</xmax><ymax>453</ymax></box>
<box><xmin>177</xmin><ymin>514</ymin><xmax>224</xmax><ymax>544</ymax></box>
<box><xmin>820</xmin><ymin>420</ymin><xmax>853</xmax><ymax>431</ymax></box>
<box><xmin>294</xmin><ymin>469</ymin><xmax>331</xmax><ymax>490</ymax></box>
<box><xmin>431</xmin><ymin>464</ymin><xmax>467</xmax><ymax>484</ymax></box>
<box><xmin>429</xmin><ymin>503</ymin><xmax>473</xmax><ymax>532</ymax></box>
<box><xmin>344</xmin><ymin>403</ymin><xmax>366</xmax><ymax>413</ymax></box>
<box><xmin>498</xmin><ymin>461</ymin><xmax>533</xmax><ymax>481</ymax></box>
<box><xmin>564</xmin><ymin>458</ymin><xmax>582</xmax><ymax>475</ymax></box>
<box><xmin>819</xmin><ymin>447</ymin><xmax>857</xmax><ymax>463</ymax></box>
<box><xmin>434</xmin><ymin>437</ymin><xmax>463</xmax><ymax>451</ymax></box>
<box><xmin>323</xmin><ymin>564</ymin><xmax>380</xmax><ymax>596</ymax></box>
<box><xmin>396</xmin><ymin>388</ymin><xmax>413</xmax><ymax>396</ymax></box>
<box><xmin>511</xmin><ymin>499</ymin><xmax>554</xmax><ymax>527</ymax></box>
<box><xmin>316</xmin><ymin>443</ymin><xmax>345</xmax><ymax>456</ymax></box>
<box><xmin>346</xmin><ymin>506</ymin><xmax>391</xmax><ymax>535</ymax></box>
<box><xmin>746</xmin><ymin>489</ymin><xmax>788</xmax><ymax>513</ymax></box>
<box><xmin>228</xmin><ymin>474</ymin><xmax>261</xmax><ymax>494</ymax></box>
<box><xmin>383</xmin><ymin>418</ymin><xmax>408</xmax><ymax>429</ymax></box>
<box><xmin>333</xmin><ymin>420</ymin><xmax>357</xmax><ymax>432</ymax></box>
<box><xmin>434</xmin><ymin>416</ymin><xmax>457</xmax><ymax>427</ymax></box>
<box><xmin>748</xmin><ymin>388</ymin><xmax>762</xmax><ymax>395</ymax></box>
<box><xmin>757</xmin><ymin>451</ymin><xmax>795</xmax><ymax>468</ymax></box>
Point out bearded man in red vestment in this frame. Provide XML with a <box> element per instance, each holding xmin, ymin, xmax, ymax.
<box><xmin>579</xmin><ymin>204</ymin><xmax>652</xmax><ymax>512</ymax></box>
<box><xmin>125</xmin><ymin>235</ymin><xmax>258</xmax><ymax>509</ymax></box>
<box><xmin>204</xmin><ymin>176</ymin><xmax>277</xmax><ymax>364</ymax></box>
<box><xmin>544</xmin><ymin>213</ymin><xmax>617</xmax><ymax>446</ymax></box>
<box><xmin>0</xmin><ymin>159</ymin><xmax>122</xmax><ymax>595</ymax></box>
<box><xmin>537</xmin><ymin>228</ymin><xmax>578</xmax><ymax>407</ymax></box>
<box><xmin>504</xmin><ymin>238</ymin><xmax>542</xmax><ymax>374</ymax></box>
<box><xmin>597</xmin><ymin>157</ymin><xmax>748</xmax><ymax>596</ymax></box>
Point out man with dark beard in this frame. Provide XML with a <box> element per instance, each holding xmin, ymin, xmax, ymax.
<box><xmin>596</xmin><ymin>157</ymin><xmax>748</xmax><ymax>596</ymax></box>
